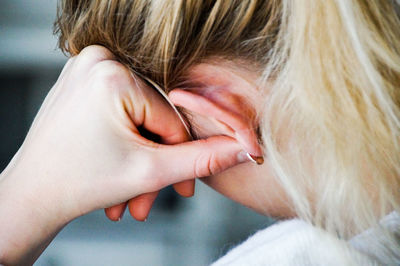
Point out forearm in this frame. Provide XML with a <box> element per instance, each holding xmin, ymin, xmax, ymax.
<box><xmin>0</xmin><ymin>164</ymin><xmax>70</xmax><ymax>265</ymax></box>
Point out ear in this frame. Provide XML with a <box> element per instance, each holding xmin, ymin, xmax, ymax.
<box><xmin>168</xmin><ymin>63</ymin><xmax>263</xmax><ymax>158</ymax></box>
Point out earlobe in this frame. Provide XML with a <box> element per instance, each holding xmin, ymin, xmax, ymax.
<box><xmin>168</xmin><ymin>89</ymin><xmax>263</xmax><ymax>158</ymax></box>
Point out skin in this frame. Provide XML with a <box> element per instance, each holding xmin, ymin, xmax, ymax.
<box><xmin>170</xmin><ymin>63</ymin><xmax>294</xmax><ymax>218</ymax></box>
<box><xmin>0</xmin><ymin>46</ymin><xmax>256</xmax><ymax>265</ymax></box>
<box><xmin>106</xmin><ymin>61</ymin><xmax>294</xmax><ymax>222</ymax></box>
<box><xmin>1</xmin><ymin>39</ymin><xmax>386</xmax><ymax>264</ymax></box>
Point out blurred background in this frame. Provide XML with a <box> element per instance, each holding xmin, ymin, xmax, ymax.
<box><xmin>0</xmin><ymin>1</ymin><xmax>274</xmax><ymax>265</ymax></box>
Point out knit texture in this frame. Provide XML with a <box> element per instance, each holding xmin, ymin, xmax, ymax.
<box><xmin>213</xmin><ymin>213</ymin><xmax>400</xmax><ymax>265</ymax></box>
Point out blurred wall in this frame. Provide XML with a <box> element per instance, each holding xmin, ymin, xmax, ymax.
<box><xmin>0</xmin><ymin>1</ymin><xmax>274</xmax><ymax>265</ymax></box>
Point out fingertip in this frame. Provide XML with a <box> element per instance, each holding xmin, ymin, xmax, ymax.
<box><xmin>128</xmin><ymin>192</ymin><xmax>159</xmax><ymax>222</ymax></box>
<box><xmin>176</xmin><ymin>190</ymin><xmax>195</xmax><ymax>198</ymax></box>
<box><xmin>247</xmin><ymin>153</ymin><xmax>264</xmax><ymax>165</ymax></box>
<box><xmin>173</xmin><ymin>181</ymin><xmax>195</xmax><ymax>197</ymax></box>
<box><xmin>104</xmin><ymin>209</ymin><xmax>118</xmax><ymax>221</ymax></box>
<box><xmin>128</xmin><ymin>200</ymin><xmax>149</xmax><ymax>222</ymax></box>
<box><xmin>105</xmin><ymin>202</ymin><xmax>127</xmax><ymax>222</ymax></box>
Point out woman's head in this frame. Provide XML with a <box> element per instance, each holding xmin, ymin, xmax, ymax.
<box><xmin>55</xmin><ymin>0</ymin><xmax>400</xmax><ymax>254</ymax></box>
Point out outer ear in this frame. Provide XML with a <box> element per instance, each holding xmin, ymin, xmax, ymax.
<box><xmin>168</xmin><ymin>62</ymin><xmax>263</xmax><ymax>159</ymax></box>
<box><xmin>168</xmin><ymin>89</ymin><xmax>263</xmax><ymax>158</ymax></box>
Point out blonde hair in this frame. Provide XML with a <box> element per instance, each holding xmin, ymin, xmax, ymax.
<box><xmin>55</xmin><ymin>0</ymin><xmax>400</xmax><ymax>262</ymax></box>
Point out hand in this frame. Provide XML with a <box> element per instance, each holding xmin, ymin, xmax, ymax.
<box><xmin>0</xmin><ymin>46</ymin><xmax>249</xmax><ymax>264</ymax></box>
<box><xmin>105</xmin><ymin>179</ymin><xmax>195</xmax><ymax>222</ymax></box>
<box><xmin>105</xmin><ymin>103</ymin><xmax>196</xmax><ymax>222</ymax></box>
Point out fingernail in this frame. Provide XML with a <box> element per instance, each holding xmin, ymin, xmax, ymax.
<box><xmin>246</xmin><ymin>153</ymin><xmax>264</xmax><ymax>165</ymax></box>
<box><xmin>118</xmin><ymin>210</ymin><xmax>125</xmax><ymax>221</ymax></box>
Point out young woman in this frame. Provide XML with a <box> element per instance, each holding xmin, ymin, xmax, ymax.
<box><xmin>1</xmin><ymin>0</ymin><xmax>399</xmax><ymax>264</ymax></box>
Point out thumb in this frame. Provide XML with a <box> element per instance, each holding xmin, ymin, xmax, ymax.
<box><xmin>151</xmin><ymin>135</ymin><xmax>250</xmax><ymax>187</ymax></box>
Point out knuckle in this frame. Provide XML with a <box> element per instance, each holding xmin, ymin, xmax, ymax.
<box><xmin>194</xmin><ymin>151</ymin><xmax>222</xmax><ymax>178</ymax></box>
<box><xmin>73</xmin><ymin>45</ymin><xmax>117</xmax><ymax>74</ymax></box>
<box><xmin>89</xmin><ymin>61</ymin><xmax>130</xmax><ymax>90</ymax></box>
<box><xmin>208</xmin><ymin>154</ymin><xmax>223</xmax><ymax>176</ymax></box>
<box><xmin>79</xmin><ymin>45</ymin><xmax>115</xmax><ymax>62</ymax></box>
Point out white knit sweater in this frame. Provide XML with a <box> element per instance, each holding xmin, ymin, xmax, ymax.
<box><xmin>213</xmin><ymin>212</ymin><xmax>400</xmax><ymax>266</ymax></box>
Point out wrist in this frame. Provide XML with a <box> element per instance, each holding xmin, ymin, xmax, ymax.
<box><xmin>0</xmin><ymin>162</ymin><xmax>72</xmax><ymax>264</ymax></box>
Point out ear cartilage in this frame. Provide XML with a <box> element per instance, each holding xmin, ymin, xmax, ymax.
<box><xmin>246</xmin><ymin>153</ymin><xmax>264</xmax><ymax>165</ymax></box>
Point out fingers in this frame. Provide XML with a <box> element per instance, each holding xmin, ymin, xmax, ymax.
<box><xmin>129</xmin><ymin>75</ymin><xmax>191</xmax><ymax>144</ymax></box>
<box><xmin>126</xmin><ymin>181</ymin><xmax>195</xmax><ymax>222</ymax></box>
<box><xmin>128</xmin><ymin>191</ymin><xmax>159</xmax><ymax>221</ymax></box>
<box><xmin>150</xmin><ymin>135</ymin><xmax>249</xmax><ymax>188</ymax></box>
<box><xmin>123</xmin><ymin>181</ymin><xmax>194</xmax><ymax>222</ymax></box>
<box><xmin>173</xmin><ymin>180</ymin><xmax>195</xmax><ymax>197</ymax></box>
<box><xmin>104</xmin><ymin>202</ymin><xmax>127</xmax><ymax>221</ymax></box>
<box><xmin>124</xmin><ymin>78</ymin><xmax>195</xmax><ymax>220</ymax></box>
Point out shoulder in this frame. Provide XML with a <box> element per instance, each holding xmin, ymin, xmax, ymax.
<box><xmin>212</xmin><ymin>219</ymin><xmax>376</xmax><ymax>266</ymax></box>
